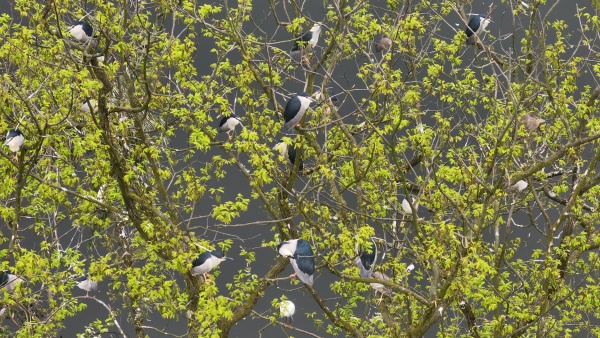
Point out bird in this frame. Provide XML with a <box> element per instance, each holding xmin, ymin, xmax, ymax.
<box><xmin>356</xmin><ymin>238</ymin><xmax>377</xmax><ymax>278</ymax></box>
<box><xmin>75</xmin><ymin>275</ymin><xmax>98</xmax><ymax>297</ymax></box>
<box><xmin>375</xmin><ymin>34</ymin><xmax>392</xmax><ymax>52</ymax></box>
<box><xmin>272</xmin><ymin>140</ymin><xmax>303</xmax><ymax>172</ymax></box>
<box><xmin>370</xmin><ymin>271</ymin><xmax>393</xmax><ymax>297</ymax></box>
<box><xmin>94</xmin><ymin>47</ymin><xmax>105</xmax><ymax>63</ymax></box>
<box><xmin>218</xmin><ymin>114</ymin><xmax>243</xmax><ymax>141</ymax></box>
<box><xmin>279</xmin><ymin>299</ymin><xmax>295</xmax><ymax>324</ymax></box>
<box><xmin>68</xmin><ymin>21</ymin><xmax>94</xmax><ymax>43</ymax></box>
<box><xmin>401</xmin><ymin>197</ymin><xmax>418</xmax><ymax>215</ymax></box>
<box><xmin>290</xmin><ymin>23</ymin><xmax>323</xmax><ymax>62</ymax></box>
<box><xmin>465</xmin><ymin>14</ymin><xmax>491</xmax><ymax>45</ymax></box>
<box><xmin>190</xmin><ymin>250</ymin><xmax>233</xmax><ymax>279</ymax></box>
<box><xmin>277</xmin><ymin>239</ymin><xmax>315</xmax><ymax>285</ymax></box>
<box><xmin>81</xmin><ymin>99</ymin><xmax>98</xmax><ymax>113</ymax></box>
<box><xmin>521</xmin><ymin>114</ymin><xmax>545</xmax><ymax>132</ymax></box>
<box><xmin>509</xmin><ymin>179</ymin><xmax>528</xmax><ymax>192</ymax></box>
<box><xmin>283</xmin><ymin>92</ymin><xmax>317</xmax><ymax>131</ymax></box>
<box><xmin>0</xmin><ymin>271</ymin><xmax>22</xmax><ymax>294</ymax></box>
<box><xmin>4</xmin><ymin>129</ymin><xmax>24</xmax><ymax>162</ymax></box>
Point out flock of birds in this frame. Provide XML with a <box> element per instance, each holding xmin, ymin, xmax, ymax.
<box><xmin>0</xmin><ymin>12</ymin><xmax>545</xmax><ymax>326</ymax></box>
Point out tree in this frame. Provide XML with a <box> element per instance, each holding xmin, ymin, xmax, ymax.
<box><xmin>1</xmin><ymin>0</ymin><xmax>600</xmax><ymax>337</ymax></box>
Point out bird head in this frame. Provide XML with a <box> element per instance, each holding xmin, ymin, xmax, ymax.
<box><xmin>297</xmin><ymin>92</ymin><xmax>317</xmax><ymax>103</ymax></box>
<box><xmin>4</xmin><ymin>129</ymin><xmax>23</xmax><ymax>146</ymax></box>
<box><xmin>212</xmin><ymin>250</ymin><xmax>233</xmax><ymax>261</ymax></box>
<box><xmin>277</xmin><ymin>242</ymin><xmax>294</xmax><ymax>257</ymax></box>
<box><xmin>272</xmin><ymin>140</ymin><xmax>288</xmax><ymax>157</ymax></box>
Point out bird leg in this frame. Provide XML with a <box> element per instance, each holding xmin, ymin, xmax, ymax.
<box><xmin>11</xmin><ymin>154</ymin><xmax>18</xmax><ymax>163</ymax></box>
<box><xmin>228</xmin><ymin>132</ymin><xmax>233</xmax><ymax>142</ymax></box>
<box><xmin>289</xmin><ymin>273</ymin><xmax>297</xmax><ymax>279</ymax></box>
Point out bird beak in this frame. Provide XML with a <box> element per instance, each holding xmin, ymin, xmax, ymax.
<box><xmin>3</xmin><ymin>138</ymin><xmax>11</xmax><ymax>146</ymax></box>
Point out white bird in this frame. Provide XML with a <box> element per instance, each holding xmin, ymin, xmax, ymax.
<box><xmin>401</xmin><ymin>198</ymin><xmax>418</xmax><ymax>215</ymax></box>
<box><xmin>279</xmin><ymin>299</ymin><xmax>295</xmax><ymax>323</ymax></box>
<box><xmin>511</xmin><ymin>180</ymin><xmax>528</xmax><ymax>192</ymax></box>
<box><xmin>81</xmin><ymin>99</ymin><xmax>98</xmax><ymax>113</ymax></box>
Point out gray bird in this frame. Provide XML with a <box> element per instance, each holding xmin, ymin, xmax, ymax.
<box><xmin>521</xmin><ymin>114</ymin><xmax>545</xmax><ymax>132</ymax></box>
<box><xmin>375</xmin><ymin>34</ymin><xmax>392</xmax><ymax>52</ymax></box>
<box><xmin>370</xmin><ymin>271</ymin><xmax>393</xmax><ymax>297</ymax></box>
<box><xmin>75</xmin><ymin>275</ymin><xmax>98</xmax><ymax>297</ymax></box>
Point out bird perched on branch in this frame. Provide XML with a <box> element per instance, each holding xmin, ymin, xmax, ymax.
<box><xmin>68</xmin><ymin>21</ymin><xmax>94</xmax><ymax>43</ymax></box>
<box><xmin>273</xmin><ymin>140</ymin><xmax>304</xmax><ymax>172</ymax></box>
<box><xmin>290</xmin><ymin>23</ymin><xmax>323</xmax><ymax>63</ymax></box>
<box><xmin>465</xmin><ymin>14</ymin><xmax>491</xmax><ymax>45</ymax></box>
<box><xmin>75</xmin><ymin>275</ymin><xmax>98</xmax><ymax>297</ymax></box>
<box><xmin>375</xmin><ymin>34</ymin><xmax>392</xmax><ymax>53</ymax></box>
<box><xmin>278</xmin><ymin>239</ymin><xmax>315</xmax><ymax>285</ymax></box>
<box><xmin>4</xmin><ymin>129</ymin><xmax>24</xmax><ymax>162</ymax></box>
<box><xmin>191</xmin><ymin>250</ymin><xmax>233</xmax><ymax>279</ymax></box>
<box><xmin>283</xmin><ymin>92</ymin><xmax>317</xmax><ymax>131</ymax></box>
<box><xmin>280</xmin><ymin>300</ymin><xmax>295</xmax><ymax>324</ymax></box>
<box><xmin>0</xmin><ymin>271</ymin><xmax>22</xmax><ymax>294</ymax></box>
<box><xmin>218</xmin><ymin>114</ymin><xmax>243</xmax><ymax>141</ymax></box>
<box><xmin>521</xmin><ymin>114</ymin><xmax>545</xmax><ymax>133</ymax></box>
<box><xmin>356</xmin><ymin>238</ymin><xmax>377</xmax><ymax>278</ymax></box>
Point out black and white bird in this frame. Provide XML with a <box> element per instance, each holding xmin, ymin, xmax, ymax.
<box><xmin>81</xmin><ymin>99</ymin><xmax>98</xmax><ymax>113</ymax></box>
<box><xmin>375</xmin><ymin>34</ymin><xmax>392</xmax><ymax>53</ymax></box>
<box><xmin>356</xmin><ymin>238</ymin><xmax>377</xmax><ymax>278</ymax></box>
<box><xmin>401</xmin><ymin>197</ymin><xmax>418</xmax><ymax>215</ymax></box>
<box><xmin>75</xmin><ymin>275</ymin><xmax>98</xmax><ymax>297</ymax></box>
<box><xmin>4</xmin><ymin>129</ymin><xmax>24</xmax><ymax>162</ymax></box>
<box><xmin>290</xmin><ymin>23</ymin><xmax>323</xmax><ymax>62</ymax></box>
<box><xmin>279</xmin><ymin>299</ymin><xmax>295</xmax><ymax>324</ymax></box>
<box><xmin>190</xmin><ymin>250</ymin><xmax>232</xmax><ymax>278</ymax></box>
<box><xmin>68</xmin><ymin>21</ymin><xmax>94</xmax><ymax>43</ymax></box>
<box><xmin>283</xmin><ymin>92</ymin><xmax>317</xmax><ymax>131</ymax></box>
<box><xmin>465</xmin><ymin>14</ymin><xmax>491</xmax><ymax>45</ymax></box>
<box><xmin>272</xmin><ymin>140</ymin><xmax>303</xmax><ymax>172</ymax></box>
<box><xmin>0</xmin><ymin>271</ymin><xmax>22</xmax><ymax>294</ymax></box>
<box><xmin>277</xmin><ymin>239</ymin><xmax>315</xmax><ymax>285</ymax></box>
<box><xmin>218</xmin><ymin>114</ymin><xmax>243</xmax><ymax>141</ymax></box>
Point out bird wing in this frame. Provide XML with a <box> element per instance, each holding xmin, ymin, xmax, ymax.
<box><xmin>290</xmin><ymin>258</ymin><xmax>313</xmax><ymax>285</ymax></box>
